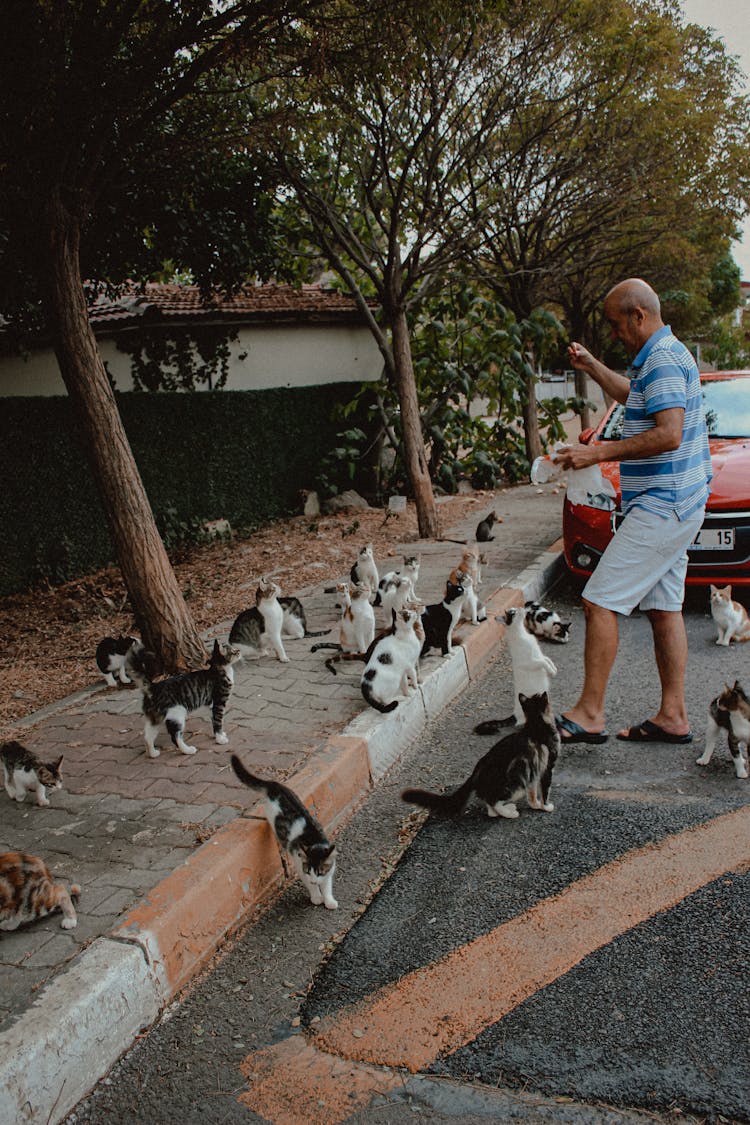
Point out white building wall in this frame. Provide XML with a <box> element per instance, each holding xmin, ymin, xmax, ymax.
<box><xmin>0</xmin><ymin>323</ymin><xmax>383</xmax><ymax>397</ymax></box>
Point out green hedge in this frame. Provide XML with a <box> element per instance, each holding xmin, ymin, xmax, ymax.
<box><xmin>0</xmin><ymin>384</ymin><xmax>361</xmax><ymax>596</ymax></box>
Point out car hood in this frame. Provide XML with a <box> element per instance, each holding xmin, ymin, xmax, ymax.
<box><xmin>595</xmin><ymin>439</ymin><xmax>750</xmax><ymax>510</ymax></box>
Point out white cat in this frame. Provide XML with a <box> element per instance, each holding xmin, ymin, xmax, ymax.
<box><xmin>350</xmin><ymin>544</ymin><xmax>379</xmax><ymax>600</ymax></box>
<box><xmin>375</xmin><ymin>555</ymin><xmax>421</xmax><ymax>605</ymax></box>
<box><xmin>378</xmin><ymin>573</ymin><xmax>415</xmax><ymax>619</ymax></box>
<box><xmin>336</xmin><ymin>581</ymin><xmax>376</xmax><ymax>653</ymax></box>
<box><xmin>475</xmin><ymin>605</ymin><xmax>557</xmax><ymax>732</ymax></box>
<box><xmin>455</xmin><ymin>570</ymin><xmax>487</xmax><ymax>626</ymax></box>
<box><xmin>709</xmin><ymin>584</ymin><xmax>750</xmax><ymax>646</ymax></box>
<box><xmin>360</xmin><ymin>608</ymin><xmax>424</xmax><ymax>713</ymax></box>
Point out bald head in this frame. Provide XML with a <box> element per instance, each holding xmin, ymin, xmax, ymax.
<box><xmin>603</xmin><ymin>278</ymin><xmax>664</xmax><ymax>357</ymax></box>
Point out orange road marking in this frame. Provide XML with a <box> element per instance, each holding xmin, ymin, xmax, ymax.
<box><xmin>239</xmin><ymin>806</ymin><xmax>750</xmax><ymax>1121</ymax></box>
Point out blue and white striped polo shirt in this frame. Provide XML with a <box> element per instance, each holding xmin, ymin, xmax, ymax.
<box><xmin>620</xmin><ymin>325</ymin><xmax>712</xmax><ymax>520</ymax></box>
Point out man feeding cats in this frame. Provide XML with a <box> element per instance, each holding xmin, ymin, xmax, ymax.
<box><xmin>554</xmin><ymin>278</ymin><xmax>712</xmax><ymax>747</ymax></box>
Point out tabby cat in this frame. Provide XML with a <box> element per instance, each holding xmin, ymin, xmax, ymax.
<box><xmin>474</xmin><ymin>605</ymin><xmax>557</xmax><ymax>732</ymax></box>
<box><xmin>1</xmin><ymin>741</ymin><xmax>63</xmax><ymax>807</ymax></box>
<box><xmin>709</xmin><ymin>584</ymin><xmax>750</xmax><ymax>646</ymax></box>
<box><xmin>126</xmin><ymin>639</ymin><xmax>240</xmax><ymax>758</ymax></box>
<box><xmin>278</xmin><ymin>596</ymin><xmax>331</xmax><ymax>640</ymax></box>
<box><xmin>360</xmin><ymin>607</ymin><xmax>424</xmax><ymax>713</ymax></box>
<box><xmin>230</xmin><ymin>755</ymin><xmax>338</xmax><ymax>909</ymax></box>
<box><xmin>229</xmin><ymin>576</ymin><xmax>289</xmax><ymax>662</ymax></box>
<box><xmin>419</xmin><ymin>579</ymin><xmax>465</xmax><ymax>657</ymax></box>
<box><xmin>402</xmin><ymin>691</ymin><xmax>559</xmax><ymax>819</ymax></box>
<box><xmin>95</xmin><ymin>634</ymin><xmax>139</xmax><ymax>686</ymax></box>
<box><xmin>524</xmin><ymin>600</ymin><xmax>571</xmax><ymax>644</ymax></box>
<box><xmin>0</xmin><ymin>852</ymin><xmax>80</xmax><ymax>930</ymax></box>
<box><xmin>696</xmin><ymin>680</ymin><xmax>750</xmax><ymax>779</ymax></box>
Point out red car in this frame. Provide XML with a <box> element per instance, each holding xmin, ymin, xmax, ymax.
<box><xmin>562</xmin><ymin>371</ymin><xmax>750</xmax><ymax>587</ymax></box>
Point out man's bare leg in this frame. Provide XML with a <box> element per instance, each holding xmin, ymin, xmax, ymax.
<box><xmin>559</xmin><ymin>599</ymin><xmax>618</xmax><ymax>736</ymax></box>
<box><xmin>617</xmin><ymin>609</ymin><xmax>690</xmax><ymax>737</ymax></box>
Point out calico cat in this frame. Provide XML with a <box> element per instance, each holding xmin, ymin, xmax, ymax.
<box><xmin>230</xmin><ymin>754</ymin><xmax>338</xmax><ymax>909</ymax></box>
<box><xmin>1</xmin><ymin>741</ymin><xmax>63</xmax><ymax>807</ymax></box>
<box><xmin>420</xmin><ymin>579</ymin><xmax>466</xmax><ymax>657</ymax></box>
<box><xmin>95</xmin><ymin>634</ymin><xmax>139</xmax><ymax>686</ymax></box>
<box><xmin>126</xmin><ymin>639</ymin><xmax>240</xmax><ymax>758</ymax></box>
<box><xmin>229</xmin><ymin>576</ymin><xmax>289</xmax><ymax>662</ymax></box>
<box><xmin>449</xmin><ymin>547</ymin><xmax>482</xmax><ymax>589</ymax></box>
<box><xmin>474</xmin><ymin>605</ymin><xmax>557</xmax><ymax>732</ymax></box>
<box><xmin>361</xmin><ymin>608</ymin><xmax>424</xmax><ymax>713</ymax></box>
<box><xmin>311</xmin><ymin>581</ymin><xmax>375</xmax><ymax>656</ymax></box>
<box><xmin>524</xmin><ymin>600</ymin><xmax>571</xmax><ymax>644</ymax></box>
<box><xmin>0</xmin><ymin>852</ymin><xmax>80</xmax><ymax>930</ymax></box>
<box><xmin>403</xmin><ymin>691</ymin><xmax>560</xmax><ymax>819</ymax></box>
<box><xmin>350</xmin><ymin>543</ymin><xmax>379</xmax><ymax>597</ymax></box>
<box><xmin>696</xmin><ymin>680</ymin><xmax>750</xmax><ymax>779</ymax></box>
<box><xmin>374</xmin><ymin>555</ymin><xmax>421</xmax><ymax>606</ymax></box>
<box><xmin>454</xmin><ymin>570</ymin><xmax>487</xmax><ymax>626</ymax></box>
<box><xmin>709</xmin><ymin>584</ymin><xmax>750</xmax><ymax>646</ymax></box>
<box><xmin>278</xmin><ymin>596</ymin><xmax>331</xmax><ymax>639</ymax></box>
<box><xmin>476</xmin><ymin>510</ymin><xmax>498</xmax><ymax>542</ymax></box>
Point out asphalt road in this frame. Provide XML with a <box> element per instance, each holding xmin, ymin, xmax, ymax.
<box><xmin>68</xmin><ymin>577</ymin><xmax>750</xmax><ymax>1125</ymax></box>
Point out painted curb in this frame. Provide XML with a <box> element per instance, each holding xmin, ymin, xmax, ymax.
<box><xmin>0</xmin><ymin>938</ymin><xmax>161</xmax><ymax>1125</ymax></box>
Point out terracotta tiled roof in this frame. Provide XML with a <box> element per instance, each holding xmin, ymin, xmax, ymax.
<box><xmin>87</xmin><ymin>282</ymin><xmax>372</xmax><ymax>331</ymax></box>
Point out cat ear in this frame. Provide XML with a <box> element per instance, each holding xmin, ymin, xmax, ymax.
<box><xmin>518</xmin><ymin>692</ymin><xmax>528</xmax><ymax>705</ymax></box>
<box><xmin>212</xmin><ymin>639</ymin><xmax>221</xmax><ymax>657</ymax></box>
<box><xmin>53</xmin><ymin>755</ymin><xmax>63</xmax><ymax>769</ymax></box>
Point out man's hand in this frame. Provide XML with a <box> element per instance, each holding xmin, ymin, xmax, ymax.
<box><xmin>568</xmin><ymin>342</ymin><xmax>595</xmax><ymax>372</ymax></box>
<box><xmin>553</xmin><ymin>443</ymin><xmax>603</xmax><ymax>471</ymax></box>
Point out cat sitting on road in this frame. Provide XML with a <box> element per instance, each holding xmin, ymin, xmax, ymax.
<box><xmin>419</xmin><ymin>579</ymin><xmax>465</xmax><ymax>657</ymax></box>
<box><xmin>1</xmin><ymin>741</ymin><xmax>64</xmax><ymax>808</ymax></box>
<box><xmin>709</xmin><ymin>584</ymin><xmax>750</xmax><ymax>646</ymax></box>
<box><xmin>361</xmin><ymin>608</ymin><xmax>424</xmax><ymax>713</ymax></box>
<box><xmin>474</xmin><ymin>605</ymin><xmax>557</xmax><ymax>732</ymax></box>
<box><xmin>231</xmin><ymin>755</ymin><xmax>338</xmax><ymax>909</ymax></box>
<box><xmin>278</xmin><ymin>595</ymin><xmax>331</xmax><ymax>640</ymax></box>
<box><xmin>402</xmin><ymin>691</ymin><xmax>560</xmax><ymax>819</ymax></box>
<box><xmin>350</xmin><ymin>543</ymin><xmax>379</xmax><ymax>598</ymax></box>
<box><xmin>476</xmin><ymin>510</ymin><xmax>498</xmax><ymax>542</ymax></box>
<box><xmin>126</xmin><ymin>639</ymin><xmax>240</xmax><ymax>758</ymax></box>
<box><xmin>311</xmin><ymin>581</ymin><xmax>375</xmax><ymax>657</ymax></box>
<box><xmin>374</xmin><ymin>555</ymin><xmax>421</xmax><ymax>606</ymax></box>
<box><xmin>524</xmin><ymin>601</ymin><xmax>571</xmax><ymax>644</ymax></box>
<box><xmin>229</xmin><ymin>576</ymin><xmax>289</xmax><ymax>662</ymax></box>
<box><xmin>95</xmin><ymin>634</ymin><xmax>139</xmax><ymax>686</ymax></box>
<box><xmin>0</xmin><ymin>851</ymin><xmax>80</xmax><ymax>931</ymax></box>
<box><xmin>696</xmin><ymin>680</ymin><xmax>750</xmax><ymax>779</ymax></box>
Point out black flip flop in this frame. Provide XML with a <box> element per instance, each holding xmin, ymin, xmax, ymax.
<box><xmin>616</xmin><ymin>720</ymin><xmax>693</xmax><ymax>744</ymax></box>
<box><xmin>556</xmin><ymin>715</ymin><xmax>608</xmax><ymax>745</ymax></box>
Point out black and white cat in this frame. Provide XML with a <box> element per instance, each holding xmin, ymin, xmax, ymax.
<box><xmin>361</xmin><ymin>608</ymin><xmax>424</xmax><ymax>713</ymax></box>
<box><xmin>474</xmin><ymin>605</ymin><xmax>557</xmax><ymax>732</ymax></box>
<box><xmin>524</xmin><ymin>601</ymin><xmax>571</xmax><ymax>644</ymax></box>
<box><xmin>278</xmin><ymin>595</ymin><xmax>331</xmax><ymax>640</ymax></box>
<box><xmin>696</xmin><ymin>680</ymin><xmax>750</xmax><ymax>779</ymax></box>
<box><xmin>420</xmin><ymin>579</ymin><xmax>466</xmax><ymax>657</ymax></box>
<box><xmin>95</xmin><ymin>634</ymin><xmax>139</xmax><ymax>686</ymax></box>
<box><xmin>350</xmin><ymin>543</ymin><xmax>379</xmax><ymax>597</ymax></box>
<box><xmin>374</xmin><ymin>555</ymin><xmax>421</xmax><ymax>606</ymax></box>
<box><xmin>403</xmin><ymin>691</ymin><xmax>560</xmax><ymax>819</ymax></box>
<box><xmin>229</xmin><ymin>576</ymin><xmax>289</xmax><ymax>662</ymax></box>
<box><xmin>1</xmin><ymin>741</ymin><xmax>64</xmax><ymax>807</ymax></box>
<box><xmin>311</xmin><ymin>581</ymin><xmax>375</xmax><ymax>656</ymax></box>
<box><xmin>230</xmin><ymin>754</ymin><xmax>338</xmax><ymax>909</ymax></box>
<box><xmin>126</xmin><ymin>639</ymin><xmax>240</xmax><ymax>758</ymax></box>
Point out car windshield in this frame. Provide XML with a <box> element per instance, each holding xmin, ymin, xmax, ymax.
<box><xmin>598</xmin><ymin>376</ymin><xmax>750</xmax><ymax>440</ymax></box>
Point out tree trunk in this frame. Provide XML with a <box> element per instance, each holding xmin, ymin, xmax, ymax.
<box><xmin>391</xmin><ymin>308</ymin><xmax>439</xmax><ymax>538</ymax></box>
<box><xmin>521</xmin><ymin>373</ymin><xmax>542</xmax><ymax>463</ymax></box>
<box><xmin>45</xmin><ymin>188</ymin><xmax>206</xmax><ymax>672</ymax></box>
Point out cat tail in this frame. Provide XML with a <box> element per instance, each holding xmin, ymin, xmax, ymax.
<box><xmin>325</xmin><ymin>651</ymin><xmax>367</xmax><ymax>675</ymax></box>
<box><xmin>230</xmin><ymin>754</ymin><xmax>270</xmax><ymax>792</ymax></box>
<box><xmin>305</xmin><ymin>628</ymin><xmax>332</xmax><ymax>638</ymax></box>
<box><xmin>473</xmin><ymin>715</ymin><xmax>515</xmax><ymax>734</ymax></box>
<box><xmin>402</xmin><ymin>775</ymin><xmax>474</xmax><ymax>817</ymax></box>
<box><xmin>311</xmin><ymin>641</ymin><xmax>342</xmax><ymax>653</ymax></box>
<box><xmin>361</xmin><ymin>679</ymin><xmax>398</xmax><ymax>713</ymax></box>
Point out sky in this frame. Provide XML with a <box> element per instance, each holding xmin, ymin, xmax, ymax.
<box><xmin>679</xmin><ymin>0</ymin><xmax>750</xmax><ymax>280</ymax></box>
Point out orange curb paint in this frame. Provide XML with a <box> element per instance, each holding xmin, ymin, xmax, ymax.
<box><xmin>239</xmin><ymin>1035</ymin><xmax>400</xmax><ymax>1125</ymax></box>
<box><xmin>295</xmin><ymin>735</ymin><xmax>372</xmax><ymax>836</ymax></box>
<box><xmin>461</xmin><ymin>587</ymin><xmax>523</xmax><ymax>677</ymax></box>
<box><xmin>314</xmin><ymin>806</ymin><xmax>750</xmax><ymax>1071</ymax></box>
<box><xmin>114</xmin><ymin>816</ymin><xmax>283</xmax><ymax>998</ymax></box>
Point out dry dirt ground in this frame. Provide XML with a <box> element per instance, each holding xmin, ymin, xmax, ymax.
<box><xmin>0</xmin><ymin>494</ymin><xmax>486</xmax><ymax>736</ymax></box>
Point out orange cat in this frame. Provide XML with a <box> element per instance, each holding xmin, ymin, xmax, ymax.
<box><xmin>709</xmin><ymin>584</ymin><xmax>750</xmax><ymax>646</ymax></box>
<box><xmin>0</xmin><ymin>852</ymin><xmax>80</xmax><ymax>930</ymax></box>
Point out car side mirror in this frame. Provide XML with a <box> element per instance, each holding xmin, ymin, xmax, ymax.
<box><xmin>578</xmin><ymin>428</ymin><xmax>596</xmax><ymax>445</ymax></box>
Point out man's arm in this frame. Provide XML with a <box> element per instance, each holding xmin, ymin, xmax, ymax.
<box><xmin>555</xmin><ymin>407</ymin><xmax>684</xmax><ymax>471</ymax></box>
<box><xmin>568</xmin><ymin>342</ymin><xmax>631</xmax><ymax>404</ymax></box>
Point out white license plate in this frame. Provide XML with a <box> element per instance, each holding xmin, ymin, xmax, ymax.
<box><xmin>690</xmin><ymin>528</ymin><xmax>735</xmax><ymax>551</ymax></box>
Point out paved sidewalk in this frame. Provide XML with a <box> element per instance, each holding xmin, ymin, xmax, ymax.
<box><xmin>0</xmin><ymin>481</ymin><xmax>567</xmax><ymax>1124</ymax></box>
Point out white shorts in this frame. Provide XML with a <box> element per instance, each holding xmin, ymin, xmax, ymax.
<box><xmin>582</xmin><ymin>506</ymin><xmax>705</xmax><ymax>615</ymax></box>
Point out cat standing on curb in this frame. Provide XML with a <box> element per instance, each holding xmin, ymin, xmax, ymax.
<box><xmin>474</xmin><ymin>606</ymin><xmax>557</xmax><ymax>732</ymax></box>
<box><xmin>709</xmin><ymin>584</ymin><xmax>750</xmax><ymax>646</ymax></box>
<box><xmin>1</xmin><ymin>742</ymin><xmax>64</xmax><ymax>807</ymax></box>
<box><xmin>0</xmin><ymin>852</ymin><xmax>80</xmax><ymax>930</ymax></box>
<box><xmin>696</xmin><ymin>680</ymin><xmax>750</xmax><ymax>779</ymax></box>
<box><xmin>127</xmin><ymin>639</ymin><xmax>240</xmax><ymax>757</ymax></box>
<box><xmin>230</xmin><ymin>755</ymin><xmax>338</xmax><ymax>909</ymax></box>
<box><xmin>403</xmin><ymin>691</ymin><xmax>560</xmax><ymax>819</ymax></box>
<box><xmin>361</xmin><ymin>608</ymin><xmax>424</xmax><ymax>713</ymax></box>
<box><xmin>95</xmin><ymin>634</ymin><xmax>139</xmax><ymax>686</ymax></box>
<box><xmin>229</xmin><ymin>576</ymin><xmax>289</xmax><ymax>662</ymax></box>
